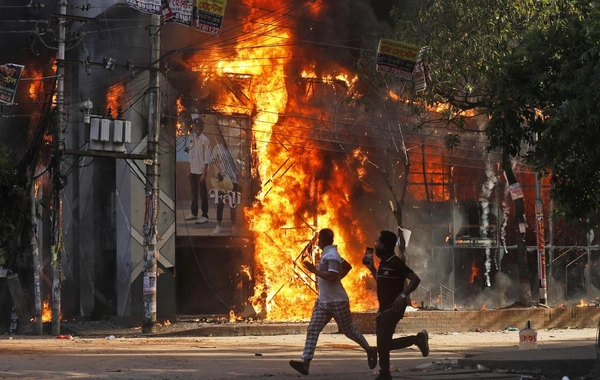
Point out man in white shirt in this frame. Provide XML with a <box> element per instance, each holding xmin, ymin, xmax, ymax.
<box><xmin>289</xmin><ymin>228</ymin><xmax>377</xmax><ymax>375</ymax></box>
<box><xmin>185</xmin><ymin>116</ymin><xmax>211</xmax><ymax>224</ymax></box>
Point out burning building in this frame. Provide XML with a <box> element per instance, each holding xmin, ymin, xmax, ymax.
<box><xmin>1</xmin><ymin>0</ymin><xmax>599</xmax><ymax>332</ymax></box>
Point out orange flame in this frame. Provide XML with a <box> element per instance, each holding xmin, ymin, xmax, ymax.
<box><xmin>40</xmin><ymin>297</ymin><xmax>63</xmax><ymax>322</ymax></box>
<box><xmin>42</xmin><ymin>298</ymin><xmax>52</xmax><ymax>323</ymax></box>
<box><xmin>469</xmin><ymin>261</ymin><xmax>479</xmax><ymax>284</ymax></box>
<box><xmin>176</xmin><ymin>97</ymin><xmax>185</xmax><ymax>136</ymax></box>
<box><xmin>106</xmin><ymin>83</ymin><xmax>125</xmax><ymax>117</ymax></box>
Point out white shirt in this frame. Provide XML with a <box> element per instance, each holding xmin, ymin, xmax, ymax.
<box><xmin>317</xmin><ymin>245</ymin><xmax>349</xmax><ymax>303</ymax></box>
<box><xmin>189</xmin><ymin>133</ymin><xmax>211</xmax><ymax>175</ymax></box>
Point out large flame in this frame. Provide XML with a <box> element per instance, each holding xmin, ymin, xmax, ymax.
<box><xmin>185</xmin><ymin>2</ymin><xmax>383</xmax><ymax>320</ymax></box>
<box><xmin>228</xmin><ymin>3</ymin><xmax>379</xmax><ymax>320</ymax></box>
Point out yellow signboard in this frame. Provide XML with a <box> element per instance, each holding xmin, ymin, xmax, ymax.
<box><xmin>193</xmin><ymin>0</ymin><xmax>227</xmax><ymax>35</ymax></box>
<box><xmin>376</xmin><ymin>38</ymin><xmax>421</xmax><ymax>80</ymax></box>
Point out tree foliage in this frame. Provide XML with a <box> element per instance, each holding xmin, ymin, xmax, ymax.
<box><xmin>387</xmin><ymin>0</ymin><xmax>600</xmax><ymax>230</ymax></box>
<box><xmin>486</xmin><ymin>1</ymin><xmax>600</xmax><ymax>229</ymax></box>
<box><xmin>385</xmin><ymin>0</ymin><xmax>575</xmax><ymax>305</ymax></box>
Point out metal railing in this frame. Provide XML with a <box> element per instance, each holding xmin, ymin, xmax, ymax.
<box><xmin>415</xmin><ymin>285</ymin><xmax>431</xmax><ymax>309</ymax></box>
<box><xmin>439</xmin><ymin>284</ymin><xmax>455</xmax><ymax>310</ymax></box>
<box><xmin>565</xmin><ymin>251</ymin><xmax>587</xmax><ymax>298</ymax></box>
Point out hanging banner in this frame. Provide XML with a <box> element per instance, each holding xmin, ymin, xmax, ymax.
<box><xmin>376</xmin><ymin>38</ymin><xmax>421</xmax><ymax>80</ymax></box>
<box><xmin>508</xmin><ymin>182</ymin><xmax>524</xmax><ymax>200</ymax></box>
<box><xmin>166</xmin><ymin>0</ymin><xmax>227</xmax><ymax>34</ymax></box>
<box><xmin>412</xmin><ymin>60</ymin><xmax>427</xmax><ymax>93</ymax></box>
<box><xmin>127</xmin><ymin>0</ymin><xmax>227</xmax><ymax>34</ymax></box>
<box><xmin>192</xmin><ymin>0</ymin><xmax>227</xmax><ymax>35</ymax></box>
<box><xmin>166</xmin><ymin>0</ymin><xmax>194</xmax><ymax>25</ymax></box>
<box><xmin>0</xmin><ymin>63</ymin><xmax>24</xmax><ymax>105</ymax></box>
<box><xmin>126</xmin><ymin>0</ymin><xmax>172</xmax><ymax>19</ymax></box>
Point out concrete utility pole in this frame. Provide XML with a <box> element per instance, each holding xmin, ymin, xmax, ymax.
<box><xmin>31</xmin><ymin>185</ymin><xmax>42</xmax><ymax>335</ymax></box>
<box><xmin>142</xmin><ymin>13</ymin><xmax>161</xmax><ymax>333</ymax></box>
<box><xmin>535</xmin><ymin>176</ymin><xmax>547</xmax><ymax>304</ymax></box>
<box><xmin>534</xmin><ymin>133</ymin><xmax>547</xmax><ymax>305</ymax></box>
<box><xmin>51</xmin><ymin>0</ymin><xmax>67</xmax><ymax>336</ymax></box>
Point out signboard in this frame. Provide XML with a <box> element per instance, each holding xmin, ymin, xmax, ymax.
<box><xmin>126</xmin><ymin>0</ymin><xmax>172</xmax><ymax>19</ymax></box>
<box><xmin>376</xmin><ymin>38</ymin><xmax>421</xmax><ymax>80</ymax></box>
<box><xmin>413</xmin><ymin>60</ymin><xmax>427</xmax><ymax>93</ymax></box>
<box><xmin>0</xmin><ymin>63</ymin><xmax>24</xmax><ymax>105</ymax></box>
<box><xmin>166</xmin><ymin>0</ymin><xmax>194</xmax><ymax>25</ymax></box>
<box><xmin>127</xmin><ymin>0</ymin><xmax>227</xmax><ymax>35</ymax></box>
<box><xmin>508</xmin><ymin>182</ymin><xmax>524</xmax><ymax>200</ymax></box>
<box><xmin>192</xmin><ymin>0</ymin><xmax>227</xmax><ymax>35</ymax></box>
<box><xmin>175</xmin><ymin>114</ymin><xmax>251</xmax><ymax>238</ymax></box>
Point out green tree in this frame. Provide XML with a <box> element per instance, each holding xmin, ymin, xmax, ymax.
<box><xmin>385</xmin><ymin>0</ymin><xmax>568</xmax><ymax>305</ymax></box>
<box><xmin>487</xmin><ymin>1</ymin><xmax>600</xmax><ymax>230</ymax></box>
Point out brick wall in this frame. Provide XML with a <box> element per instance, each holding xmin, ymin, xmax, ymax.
<box><xmin>352</xmin><ymin>308</ymin><xmax>600</xmax><ymax>334</ymax></box>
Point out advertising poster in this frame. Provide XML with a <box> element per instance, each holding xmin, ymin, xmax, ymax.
<box><xmin>143</xmin><ymin>271</ymin><xmax>157</xmax><ymax>295</ymax></box>
<box><xmin>161</xmin><ymin>0</ymin><xmax>227</xmax><ymax>34</ymax></box>
<box><xmin>508</xmin><ymin>182</ymin><xmax>524</xmax><ymax>200</ymax></box>
<box><xmin>0</xmin><ymin>63</ymin><xmax>24</xmax><ymax>105</ymax></box>
<box><xmin>376</xmin><ymin>38</ymin><xmax>421</xmax><ymax>80</ymax></box>
<box><xmin>126</xmin><ymin>0</ymin><xmax>172</xmax><ymax>18</ymax></box>
<box><xmin>192</xmin><ymin>0</ymin><xmax>227</xmax><ymax>35</ymax></box>
<box><xmin>175</xmin><ymin>114</ymin><xmax>251</xmax><ymax>238</ymax></box>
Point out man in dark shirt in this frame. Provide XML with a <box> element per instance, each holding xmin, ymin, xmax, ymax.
<box><xmin>365</xmin><ymin>230</ymin><xmax>429</xmax><ymax>380</ymax></box>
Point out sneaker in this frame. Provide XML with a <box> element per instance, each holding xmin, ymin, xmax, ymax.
<box><xmin>289</xmin><ymin>360</ymin><xmax>309</xmax><ymax>375</ymax></box>
<box><xmin>196</xmin><ymin>216</ymin><xmax>208</xmax><ymax>224</ymax></box>
<box><xmin>184</xmin><ymin>214</ymin><xmax>197</xmax><ymax>221</ymax></box>
<box><xmin>374</xmin><ymin>372</ymin><xmax>392</xmax><ymax>380</ymax></box>
<box><xmin>367</xmin><ymin>346</ymin><xmax>378</xmax><ymax>369</ymax></box>
<box><xmin>231</xmin><ymin>224</ymin><xmax>239</xmax><ymax>235</ymax></box>
<box><xmin>212</xmin><ymin>225</ymin><xmax>222</xmax><ymax>234</ymax></box>
<box><xmin>416</xmin><ymin>329</ymin><xmax>429</xmax><ymax>357</ymax></box>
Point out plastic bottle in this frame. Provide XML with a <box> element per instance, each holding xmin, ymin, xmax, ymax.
<box><xmin>519</xmin><ymin>320</ymin><xmax>538</xmax><ymax>350</ymax></box>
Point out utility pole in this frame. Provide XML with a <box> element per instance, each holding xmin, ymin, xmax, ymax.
<box><xmin>51</xmin><ymin>0</ymin><xmax>67</xmax><ymax>336</ymax></box>
<box><xmin>535</xmin><ymin>173</ymin><xmax>547</xmax><ymax>304</ymax></box>
<box><xmin>31</xmin><ymin>184</ymin><xmax>43</xmax><ymax>335</ymax></box>
<box><xmin>534</xmin><ymin>133</ymin><xmax>547</xmax><ymax>304</ymax></box>
<box><xmin>142</xmin><ymin>13</ymin><xmax>161</xmax><ymax>333</ymax></box>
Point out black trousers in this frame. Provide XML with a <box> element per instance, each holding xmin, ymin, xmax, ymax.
<box><xmin>215</xmin><ymin>182</ymin><xmax>238</xmax><ymax>222</ymax></box>
<box><xmin>376</xmin><ymin>308</ymin><xmax>418</xmax><ymax>374</ymax></box>
<box><xmin>190</xmin><ymin>173</ymin><xmax>208</xmax><ymax>218</ymax></box>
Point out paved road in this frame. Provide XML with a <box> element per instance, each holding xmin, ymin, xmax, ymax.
<box><xmin>0</xmin><ymin>328</ymin><xmax>597</xmax><ymax>379</ymax></box>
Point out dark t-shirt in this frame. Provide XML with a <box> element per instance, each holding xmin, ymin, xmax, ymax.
<box><xmin>376</xmin><ymin>255</ymin><xmax>414</xmax><ymax>311</ymax></box>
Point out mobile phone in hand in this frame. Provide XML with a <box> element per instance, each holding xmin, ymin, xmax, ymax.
<box><xmin>362</xmin><ymin>247</ymin><xmax>374</xmax><ymax>265</ymax></box>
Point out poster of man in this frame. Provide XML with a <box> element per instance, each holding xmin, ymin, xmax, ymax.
<box><xmin>175</xmin><ymin>113</ymin><xmax>250</xmax><ymax>238</ymax></box>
